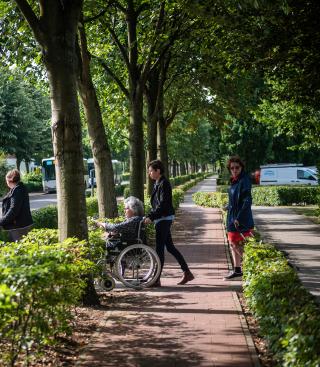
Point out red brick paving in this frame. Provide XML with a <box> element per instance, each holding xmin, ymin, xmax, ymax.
<box><xmin>76</xmin><ymin>182</ymin><xmax>256</xmax><ymax>367</ymax></box>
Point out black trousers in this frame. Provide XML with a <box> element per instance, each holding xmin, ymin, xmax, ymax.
<box><xmin>155</xmin><ymin>220</ymin><xmax>189</xmax><ymax>274</ymax></box>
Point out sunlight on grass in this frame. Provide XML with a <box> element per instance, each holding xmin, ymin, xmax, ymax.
<box><xmin>290</xmin><ymin>206</ymin><xmax>320</xmax><ymax>224</ymax></box>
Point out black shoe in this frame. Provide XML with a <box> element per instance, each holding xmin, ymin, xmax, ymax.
<box><xmin>177</xmin><ymin>270</ymin><xmax>195</xmax><ymax>285</ymax></box>
<box><xmin>224</xmin><ymin>271</ymin><xmax>243</xmax><ymax>280</ymax></box>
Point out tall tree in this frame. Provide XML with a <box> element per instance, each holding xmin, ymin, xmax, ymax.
<box><xmin>77</xmin><ymin>17</ymin><xmax>118</xmax><ymax>218</ymax></box>
<box><xmin>13</xmin><ymin>0</ymin><xmax>88</xmax><ymax>242</ymax></box>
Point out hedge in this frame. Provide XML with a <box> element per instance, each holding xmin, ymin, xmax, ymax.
<box><xmin>243</xmin><ymin>239</ymin><xmax>320</xmax><ymax>367</ymax></box>
<box><xmin>252</xmin><ymin>186</ymin><xmax>319</xmax><ymax>206</ymax></box>
<box><xmin>0</xmin><ymin>230</ymin><xmax>93</xmax><ymax>366</ymax></box>
<box><xmin>193</xmin><ymin>186</ymin><xmax>319</xmax><ymax>207</ymax></box>
<box><xmin>192</xmin><ymin>191</ymin><xmax>228</xmax><ymax>208</ymax></box>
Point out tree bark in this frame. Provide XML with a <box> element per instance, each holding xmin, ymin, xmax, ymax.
<box><xmin>14</xmin><ymin>0</ymin><xmax>101</xmax><ymax>306</ymax></box>
<box><xmin>157</xmin><ymin>88</ymin><xmax>169</xmax><ymax>178</ymax></box>
<box><xmin>77</xmin><ymin>23</ymin><xmax>118</xmax><ymax>218</ymax></box>
<box><xmin>127</xmin><ymin>2</ymin><xmax>145</xmax><ymax>201</ymax></box>
<box><xmin>145</xmin><ymin>71</ymin><xmax>159</xmax><ymax>196</ymax></box>
<box><xmin>14</xmin><ymin>1</ymin><xmax>88</xmax><ymax>239</ymax></box>
<box><xmin>128</xmin><ymin>92</ymin><xmax>145</xmax><ymax>201</ymax></box>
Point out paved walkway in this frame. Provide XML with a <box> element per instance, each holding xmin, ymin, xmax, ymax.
<box><xmin>76</xmin><ymin>178</ymin><xmax>257</xmax><ymax>367</ymax></box>
<box><xmin>252</xmin><ymin>206</ymin><xmax>320</xmax><ymax>300</ymax></box>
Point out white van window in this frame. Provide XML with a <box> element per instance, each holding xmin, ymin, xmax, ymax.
<box><xmin>297</xmin><ymin>170</ymin><xmax>317</xmax><ymax>180</ymax></box>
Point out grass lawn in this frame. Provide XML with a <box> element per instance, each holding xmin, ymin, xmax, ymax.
<box><xmin>290</xmin><ymin>205</ymin><xmax>320</xmax><ymax>224</ymax></box>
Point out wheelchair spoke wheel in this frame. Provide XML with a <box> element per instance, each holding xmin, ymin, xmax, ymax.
<box><xmin>94</xmin><ymin>273</ymin><xmax>116</xmax><ymax>291</ymax></box>
<box><xmin>116</xmin><ymin>244</ymin><xmax>161</xmax><ymax>289</ymax></box>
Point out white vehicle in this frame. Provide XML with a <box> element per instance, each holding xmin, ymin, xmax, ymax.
<box><xmin>260</xmin><ymin>164</ymin><xmax>318</xmax><ymax>186</ymax></box>
<box><xmin>87</xmin><ymin>158</ymin><xmax>123</xmax><ymax>187</ymax></box>
<box><xmin>42</xmin><ymin>157</ymin><xmax>89</xmax><ymax>193</ymax></box>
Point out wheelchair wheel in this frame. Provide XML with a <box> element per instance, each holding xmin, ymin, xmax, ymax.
<box><xmin>115</xmin><ymin>244</ymin><xmax>161</xmax><ymax>289</ymax></box>
<box><xmin>94</xmin><ymin>273</ymin><xmax>116</xmax><ymax>291</ymax></box>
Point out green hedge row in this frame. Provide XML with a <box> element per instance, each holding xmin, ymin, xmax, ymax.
<box><xmin>192</xmin><ymin>191</ymin><xmax>228</xmax><ymax>208</ymax></box>
<box><xmin>243</xmin><ymin>239</ymin><xmax>320</xmax><ymax>367</ymax></box>
<box><xmin>170</xmin><ymin>172</ymin><xmax>207</xmax><ymax>187</ymax></box>
<box><xmin>0</xmin><ymin>230</ymin><xmax>93</xmax><ymax>366</ymax></box>
<box><xmin>194</xmin><ymin>186</ymin><xmax>319</xmax><ymax>207</ymax></box>
<box><xmin>252</xmin><ymin>186</ymin><xmax>319</xmax><ymax>206</ymax></box>
<box><xmin>22</xmin><ymin>171</ymin><xmax>43</xmax><ymax>192</ymax></box>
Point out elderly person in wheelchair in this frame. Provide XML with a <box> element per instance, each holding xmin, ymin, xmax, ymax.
<box><xmin>94</xmin><ymin>196</ymin><xmax>145</xmax><ymax>244</ymax></box>
<box><xmin>93</xmin><ymin>196</ymin><xmax>161</xmax><ymax>290</ymax></box>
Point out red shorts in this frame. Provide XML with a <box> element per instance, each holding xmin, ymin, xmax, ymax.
<box><xmin>228</xmin><ymin>229</ymin><xmax>253</xmax><ymax>245</ymax></box>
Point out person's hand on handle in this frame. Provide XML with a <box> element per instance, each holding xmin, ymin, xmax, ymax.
<box><xmin>234</xmin><ymin>219</ymin><xmax>239</xmax><ymax>228</ymax></box>
<box><xmin>93</xmin><ymin>220</ymin><xmax>105</xmax><ymax>229</ymax></box>
<box><xmin>144</xmin><ymin>217</ymin><xmax>152</xmax><ymax>225</ymax></box>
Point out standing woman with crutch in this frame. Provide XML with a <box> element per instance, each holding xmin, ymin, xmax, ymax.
<box><xmin>224</xmin><ymin>156</ymin><xmax>254</xmax><ymax>280</ymax></box>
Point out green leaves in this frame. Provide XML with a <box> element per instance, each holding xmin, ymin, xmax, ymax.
<box><xmin>0</xmin><ymin>230</ymin><xmax>94</xmax><ymax>365</ymax></box>
<box><xmin>243</xmin><ymin>239</ymin><xmax>320</xmax><ymax>366</ymax></box>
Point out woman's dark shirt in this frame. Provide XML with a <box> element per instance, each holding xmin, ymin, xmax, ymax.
<box><xmin>0</xmin><ymin>182</ymin><xmax>33</xmax><ymax>230</ymax></box>
<box><xmin>226</xmin><ymin>171</ymin><xmax>254</xmax><ymax>233</ymax></box>
<box><xmin>147</xmin><ymin>176</ymin><xmax>175</xmax><ymax>221</ymax></box>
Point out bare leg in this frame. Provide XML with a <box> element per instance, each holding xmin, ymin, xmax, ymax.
<box><xmin>230</xmin><ymin>242</ymin><xmax>244</xmax><ymax>267</ymax></box>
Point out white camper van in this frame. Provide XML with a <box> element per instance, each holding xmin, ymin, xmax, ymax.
<box><xmin>260</xmin><ymin>164</ymin><xmax>318</xmax><ymax>186</ymax></box>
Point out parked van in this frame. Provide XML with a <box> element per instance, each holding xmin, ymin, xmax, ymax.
<box><xmin>260</xmin><ymin>164</ymin><xmax>318</xmax><ymax>185</ymax></box>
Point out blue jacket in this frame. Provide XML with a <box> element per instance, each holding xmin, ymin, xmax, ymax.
<box><xmin>227</xmin><ymin>171</ymin><xmax>254</xmax><ymax>233</ymax></box>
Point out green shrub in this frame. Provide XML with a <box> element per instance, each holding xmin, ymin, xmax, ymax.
<box><xmin>194</xmin><ymin>186</ymin><xmax>319</xmax><ymax>208</ymax></box>
<box><xmin>0</xmin><ymin>232</ymin><xmax>93</xmax><ymax>365</ymax></box>
<box><xmin>24</xmin><ymin>180</ymin><xmax>43</xmax><ymax>192</ymax></box>
<box><xmin>172</xmin><ymin>188</ymin><xmax>184</xmax><ymax>209</ymax></box>
<box><xmin>243</xmin><ymin>239</ymin><xmax>320</xmax><ymax>366</ymax></box>
<box><xmin>122</xmin><ymin>172</ymin><xmax>130</xmax><ymax>181</ymax></box>
<box><xmin>115</xmin><ymin>183</ymin><xmax>128</xmax><ymax>197</ymax></box>
<box><xmin>22</xmin><ymin>171</ymin><xmax>43</xmax><ymax>192</ymax></box>
<box><xmin>252</xmin><ymin>186</ymin><xmax>319</xmax><ymax>206</ymax></box>
<box><xmin>32</xmin><ymin>205</ymin><xmax>58</xmax><ymax>229</ymax></box>
<box><xmin>192</xmin><ymin>191</ymin><xmax>228</xmax><ymax>208</ymax></box>
<box><xmin>22</xmin><ymin>171</ymin><xmax>42</xmax><ymax>183</ymax></box>
<box><xmin>123</xmin><ymin>186</ymin><xmax>131</xmax><ymax>199</ymax></box>
<box><xmin>86</xmin><ymin>196</ymin><xmax>99</xmax><ymax>217</ymax></box>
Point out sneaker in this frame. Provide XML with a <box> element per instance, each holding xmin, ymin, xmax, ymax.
<box><xmin>223</xmin><ymin>271</ymin><xmax>243</xmax><ymax>280</ymax></box>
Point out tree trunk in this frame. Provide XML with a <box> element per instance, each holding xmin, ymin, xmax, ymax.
<box><xmin>15</xmin><ymin>0</ymin><xmax>99</xmax><ymax>307</ymax></box>
<box><xmin>77</xmin><ymin>24</ymin><xmax>118</xmax><ymax>218</ymax></box>
<box><xmin>172</xmin><ymin>160</ymin><xmax>177</xmax><ymax>177</ymax></box>
<box><xmin>129</xmin><ymin>92</ymin><xmax>145</xmax><ymax>201</ymax></box>
<box><xmin>180</xmin><ymin>162</ymin><xmax>186</xmax><ymax>175</ymax></box>
<box><xmin>157</xmin><ymin>90</ymin><xmax>169</xmax><ymax>178</ymax></box>
<box><xmin>16</xmin><ymin>158</ymin><xmax>21</xmax><ymax>171</ymax></box>
<box><xmin>145</xmin><ymin>72</ymin><xmax>159</xmax><ymax>196</ymax></box>
<box><xmin>47</xmin><ymin>61</ymin><xmax>87</xmax><ymax>240</ymax></box>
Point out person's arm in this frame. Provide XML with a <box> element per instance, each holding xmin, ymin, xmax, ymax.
<box><xmin>235</xmin><ymin>177</ymin><xmax>252</xmax><ymax>222</ymax></box>
<box><xmin>0</xmin><ymin>187</ymin><xmax>24</xmax><ymax>226</ymax></box>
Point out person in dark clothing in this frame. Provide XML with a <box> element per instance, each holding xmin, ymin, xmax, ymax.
<box><xmin>224</xmin><ymin>156</ymin><xmax>254</xmax><ymax>280</ymax></box>
<box><xmin>0</xmin><ymin>169</ymin><xmax>33</xmax><ymax>242</ymax></box>
<box><xmin>144</xmin><ymin>160</ymin><xmax>194</xmax><ymax>287</ymax></box>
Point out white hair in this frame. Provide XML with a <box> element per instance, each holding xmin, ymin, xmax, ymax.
<box><xmin>124</xmin><ymin>196</ymin><xmax>144</xmax><ymax>216</ymax></box>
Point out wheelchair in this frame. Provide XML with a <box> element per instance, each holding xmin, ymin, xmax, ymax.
<box><xmin>94</xmin><ymin>220</ymin><xmax>161</xmax><ymax>290</ymax></box>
